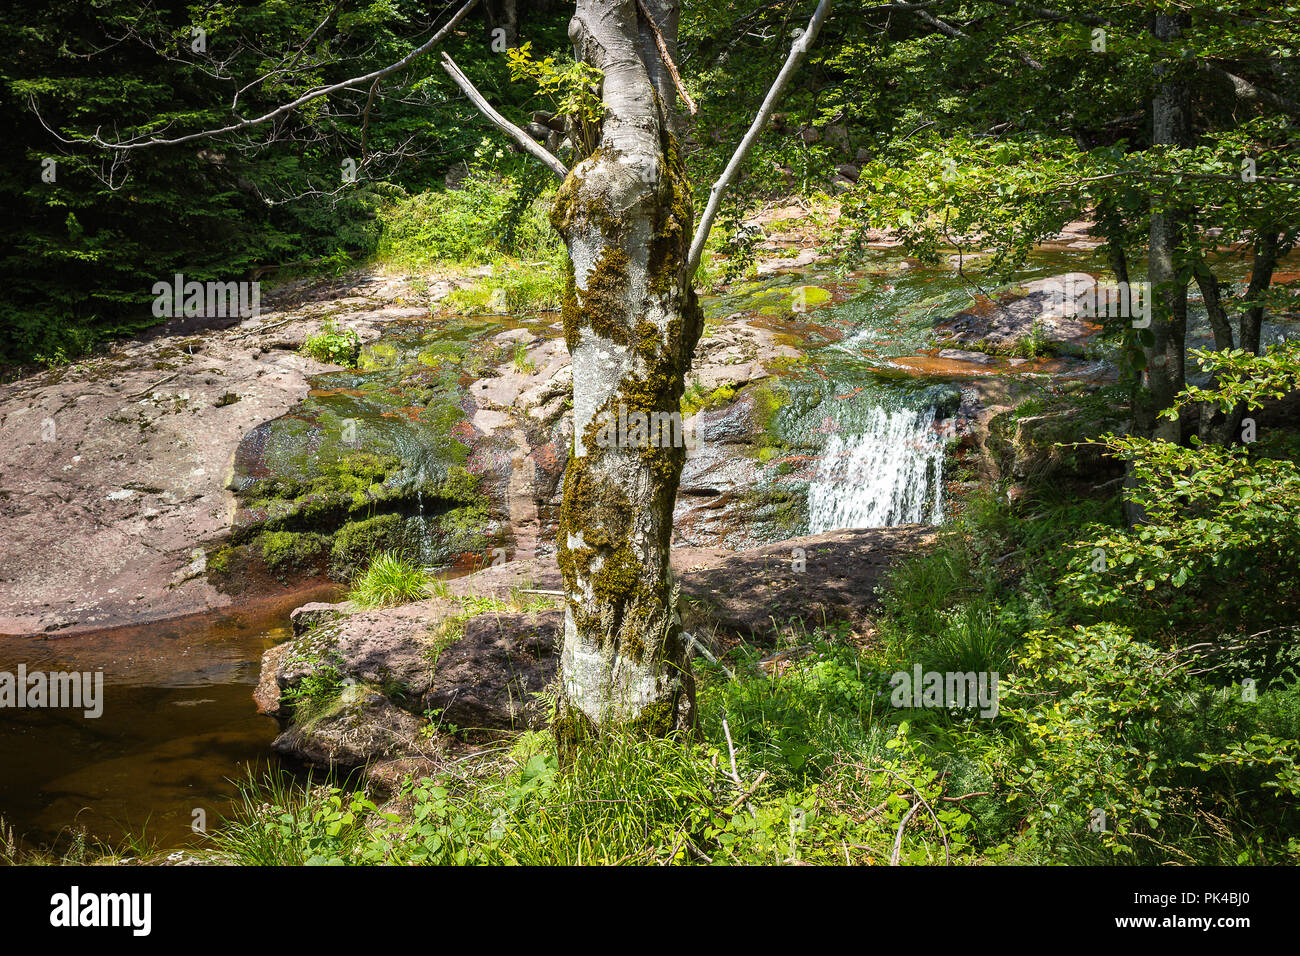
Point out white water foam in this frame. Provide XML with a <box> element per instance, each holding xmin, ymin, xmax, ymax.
<box><xmin>806</xmin><ymin>404</ymin><xmax>946</xmax><ymax>531</ymax></box>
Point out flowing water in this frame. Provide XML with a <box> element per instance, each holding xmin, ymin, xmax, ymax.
<box><xmin>806</xmin><ymin>405</ymin><xmax>948</xmax><ymax>531</ymax></box>
<box><xmin>9</xmin><ymin>244</ymin><xmax>1294</xmax><ymax>851</ymax></box>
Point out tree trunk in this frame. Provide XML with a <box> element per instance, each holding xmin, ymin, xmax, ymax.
<box><xmin>1141</xmin><ymin>11</ymin><xmax>1191</xmax><ymax>446</ymax></box>
<box><xmin>1192</xmin><ymin>254</ymin><xmax>1242</xmax><ymax>445</ymax></box>
<box><xmin>486</xmin><ymin>0</ymin><xmax>520</xmax><ymax>48</ymax></box>
<box><xmin>549</xmin><ymin>0</ymin><xmax>701</xmax><ymax>743</ymax></box>
<box><xmin>1128</xmin><ymin>11</ymin><xmax>1191</xmax><ymax>523</ymax></box>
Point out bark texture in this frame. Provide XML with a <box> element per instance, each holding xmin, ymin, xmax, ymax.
<box><xmin>549</xmin><ymin>0</ymin><xmax>701</xmax><ymax>741</ymax></box>
<box><xmin>1141</xmin><ymin>11</ymin><xmax>1192</xmax><ymax>447</ymax></box>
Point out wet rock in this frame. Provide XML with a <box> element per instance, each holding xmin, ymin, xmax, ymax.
<box><xmin>290</xmin><ymin>601</ymin><xmax>345</xmax><ymax>636</ymax></box>
<box><xmin>254</xmin><ymin>642</ymin><xmax>291</xmax><ymax>715</ymax></box>
<box><xmin>939</xmin><ymin>273</ymin><xmax>1105</xmax><ymax>357</ymax></box>
<box><xmin>937</xmin><ymin>348</ymin><xmax>995</xmax><ymax>364</ymax></box>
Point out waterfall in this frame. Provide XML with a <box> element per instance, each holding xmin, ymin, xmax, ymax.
<box><xmin>806</xmin><ymin>404</ymin><xmax>947</xmax><ymax>531</ymax></box>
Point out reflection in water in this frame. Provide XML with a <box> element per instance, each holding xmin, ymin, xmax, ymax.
<box><xmin>0</xmin><ymin>585</ymin><xmax>338</xmax><ymax>852</ymax></box>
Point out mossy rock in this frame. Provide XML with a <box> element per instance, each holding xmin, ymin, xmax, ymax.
<box><xmin>987</xmin><ymin>401</ymin><xmax>1128</xmax><ymax>481</ymax></box>
<box><xmin>259</xmin><ymin>530</ymin><xmax>330</xmax><ymax>575</ymax></box>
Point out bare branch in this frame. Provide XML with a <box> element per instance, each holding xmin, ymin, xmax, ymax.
<box><xmin>893</xmin><ymin>0</ymin><xmax>1045</xmax><ymax>71</ymax></box>
<box><xmin>47</xmin><ymin>0</ymin><xmax>481</xmax><ymax>151</ymax></box>
<box><xmin>635</xmin><ymin>0</ymin><xmax>697</xmax><ymax>115</ymax></box>
<box><xmin>686</xmin><ymin>0</ymin><xmax>833</xmax><ymax>279</ymax></box>
<box><xmin>439</xmin><ymin>52</ymin><xmax>569</xmax><ymax>180</ymax></box>
<box><xmin>1199</xmin><ymin>62</ymin><xmax>1300</xmax><ymax>120</ymax></box>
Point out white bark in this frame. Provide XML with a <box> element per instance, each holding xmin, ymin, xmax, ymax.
<box><xmin>551</xmin><ymin>0</ymin><xmax>700</xmax><ymax>738</ymax></box>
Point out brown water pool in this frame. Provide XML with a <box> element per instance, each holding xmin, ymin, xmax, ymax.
<box><xmin>0</xmin><ymin>585</ymin><xmax>340</xmax><ymax>853</ymax></box>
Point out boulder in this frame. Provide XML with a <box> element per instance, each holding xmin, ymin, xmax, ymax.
<box><xmin>272</xmin><ymin>691</ymin><xmax>433</xmax><ymax>769</ymax></box>
<box><xmin>421</xmin><ymin>610</ymin><xmax>562</xmax><ymax>733</ymax></box>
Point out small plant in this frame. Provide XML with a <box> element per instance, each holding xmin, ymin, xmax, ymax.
<box><xmin>301</xmin><ymin>321</ymin><xmax>362</xmax><ymax>367</ymax></box>
<box><xmin>348</xmin><ymin>551</ymin><xmax>430</xmax><ymax>609</ymax></box>
<box><xmin>506</xmin><ymin>42</ymin><xmax>604</xmax><ymax>157</ymax></box>
<box><xmin>281</xmin><ymin>664</ymin><xmax>347</xmax><ymax>724</ymax></box>
<box><xmin>1019</xmin><ymin>318</ymin><xmax>1048</xmax><ymax>359</ymax></box>
<box><xmin>512</xmin><ymin>342</ymin><xmax>535</xmax><ymax>374</ymax></box>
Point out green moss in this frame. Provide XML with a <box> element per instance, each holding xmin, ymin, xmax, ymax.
<box><xmin>647</xmin><ymin>130</ymin><xmax>692</xmax><ymax>298</ymax></box>
<box><xmin>328</xmin><ymin>513</ymin><xmax>411</xmax><ymax>579</ymax></box>
<box><xmin>625</xmin><ymin>699</ymin><xmax>675</xmax><ymax>736</ymax></box>
<box><xmin>560</xmin><ymin>259</ymin><xmax>580</xmax><ymax>351</ymax></box>
<box><xmin>260</xmin><ymin>530</ymin><xmax>329</xmax><ymax>573</ymax></box>
<box><xmin>439</xmin><ymin>464</ymin><xmax>481</xmax><ymax>504</ymax></box>
<box><xmin>208</xmin><ymin>544</ymin><xmax>235</xmax><ymax>576</ymax></box>
<box><xmin>581</xmin><ymin>246</ymin><xmax>631</xmax><ymax>345</ymax></box>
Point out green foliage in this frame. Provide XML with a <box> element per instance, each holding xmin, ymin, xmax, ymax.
<box><xmin>301</xmin><ymin>322</ymin><xmax>362</xmax><ymax>366</ymax></box>
<box><xmin>1176</xmin><ymin>343</ymin><xmax>1300</xmax><ymax>415</ymax></box>
<box><xmin>1003</xmin><ymin>624</ymin><xmax>1300</xmax><ymax>863</ymax></box>
<box><xmin>1063</xmin><ymin>348</ymin><xmax>1300</xmax><ymax>639</ymax></box>
<box><xmin>348</xmin><ymin>551</ymin><xmax>430</xmax><ymax>609</ymax></box>
<box><xmin>280</xmin><ymin>665</ymin><xmax>347</xmax><ymax>725</ymax></box>
<box><xmin>506</xmin><ymin>43</ymin><xmax>603</xmax><ymax>157</ymax></box>
<box><xmin>1063</xmin><ymin>434</ymin><xmax>1300</xmax><ymax>636</ymax></box>
<box><xmin>375</xmin><ymin>159</ymin><xmax>561</xmax><ymax>270</ymax></box>
<box><xmin>444</xmin><ymin>255</ymin><xmax>565</xmax><ymax>314</ymax></box>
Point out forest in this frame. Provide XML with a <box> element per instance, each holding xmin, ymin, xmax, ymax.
<box><xmin>0</xmin><ymin>0</ymin><xmax>1298</xmax><ymax>880</ymax></box>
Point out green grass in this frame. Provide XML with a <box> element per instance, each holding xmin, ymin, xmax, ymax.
<box><xmin>347</xmin><ymin>551</ymin><xmax>430</xmax><ymax>609</ymax></box>
<box><xmin>445</xmin><ymin>256</ymin><xmax>565</xmax><ymax>315</ymax></box>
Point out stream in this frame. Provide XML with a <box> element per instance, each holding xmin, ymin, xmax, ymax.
<box><xmin>5</xmin><ymin>243</ymin><xmax>1290</xmax><ymax>853</ymax></box>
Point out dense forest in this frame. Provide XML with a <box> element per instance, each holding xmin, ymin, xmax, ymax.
<box><xmin>1</xmin><ymin>0</ymin><xmax>1299</xmax><ymax>882</ymax></box>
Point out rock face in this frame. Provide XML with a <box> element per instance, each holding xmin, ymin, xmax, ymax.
<box><xmin>938</xmin><ymin>274</ymin><xmax>1107</xmax><ymax>357</ymax></box>
<box><xmin>0</xmin><ymin>272</ymin><xmax>439</xmax><ymax>636</ymax></box>
<box><xmin>0</xmin><ymin>317</ymin><xmax>323</xmax><ymax>635</ymax></box>
<box><xmin>259</xmin><ymin>526</ymin><xmax>932</xmax><ymax>770</ymax></box>
<box><xmin>271</xmin><ymin>691</ymin><xmax>435</xmax><ymax>769</ymax></box>
<box><xmin>986</xmin><ymin>401</ymin><xmax>1129</xmax><ymax>482</ymax></box>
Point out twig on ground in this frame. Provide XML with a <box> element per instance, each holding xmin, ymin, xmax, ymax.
<box><xmin>890</xmin><ymin>800</ymin><xmax>924</xmax><ymax>865</ymax></box>
<box><xmin>126</xmin><ymin>372</ymin><xmax>181</xmax><ymax>398</ymax></box>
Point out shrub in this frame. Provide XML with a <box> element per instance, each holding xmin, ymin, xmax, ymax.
<box><xmin>301</xmin><ymin>322</ymin><xmax>361</xmax><ymax>366</ymax></box>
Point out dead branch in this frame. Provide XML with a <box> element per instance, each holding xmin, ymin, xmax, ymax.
<box><xmin>45</xmin><ymin>0</ymin><xmax>481</xmax><ymax>151</ymax></box>
<box><xmin>439</xmin><ymin>52</ymin><xmax>569</xmax><ymax>180</ymax></box>
<box><xmin>635</xmin><ymin>0</ymin><xmax>697</xmax><ymax>114</ymax></box>
<box><xmin>686</xmin><ymin>0</ymin><xmax>834</xmax><ymax>278</ymax></box>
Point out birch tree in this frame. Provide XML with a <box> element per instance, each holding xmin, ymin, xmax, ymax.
<box><xmin>56</xmin><ymin>0</ymin><xmax>833</xmax><ymax>740</ymax></box>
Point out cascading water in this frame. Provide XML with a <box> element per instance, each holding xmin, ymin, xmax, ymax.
<box><xmin>805</xmin><ymin>402</ymin><xmax>948</xmax><ymax>532</ymax></box>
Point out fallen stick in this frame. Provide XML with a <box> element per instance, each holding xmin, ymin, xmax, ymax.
<box><xmin>889</xmin><ymin>800</ymin><xmax>924</xmax><ymax>866</ymax></box>
<box><xmin>725</xmin><ymin>770</ymin><xmax>769</xmax><ymax>812</ymax></box>
<box><xmin>126</xmin><ymin>371</ymin><xmax>181</xmax><ymax>399</ymax></box>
